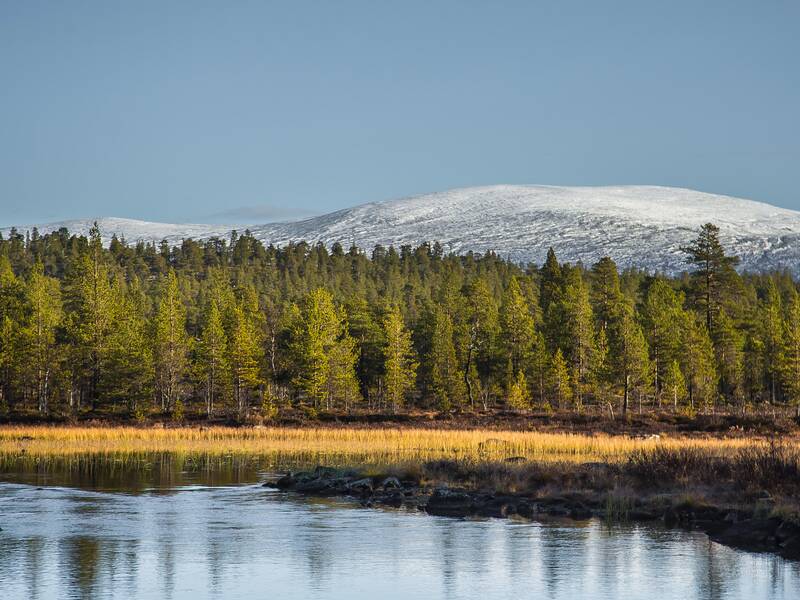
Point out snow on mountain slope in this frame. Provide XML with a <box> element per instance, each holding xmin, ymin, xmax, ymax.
<box><xmin>0</xmin><ymin>217</ymin><xmax>227</xmax><ymax>247</ymax></box>
<box><xmin>5</xmin><ymin>185</ymin><xmax>800</xmax><ymax>274</ymax></box>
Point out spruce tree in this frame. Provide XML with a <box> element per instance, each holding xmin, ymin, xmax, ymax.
<box><xmin>506</xmin><ymin>369</ymin><xmax>530</xmax><ymax>410</ymax></box>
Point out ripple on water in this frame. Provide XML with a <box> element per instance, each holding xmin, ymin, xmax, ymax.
<box><xmin>1</xmin><ymin>480</ymin><xmax>799</xmax><ymax>600</ymax></box>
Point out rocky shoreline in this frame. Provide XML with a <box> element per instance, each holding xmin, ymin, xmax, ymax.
<box><xmin>264</xmin><ymin>465</ymin><xmax>800</xmax><ymax>561</ymax></box>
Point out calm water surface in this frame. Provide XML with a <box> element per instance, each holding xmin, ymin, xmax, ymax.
<box><xmin>0</xmin><ymin>456</ymin><xmax>798</xmax><ymax>600</ymax></box>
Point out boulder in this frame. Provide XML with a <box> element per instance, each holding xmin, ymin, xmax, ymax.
<box><xmin>295</xmin><ymin>477</ymin><xmax>336</xmax><ymax>494</ymax></box>
<box><xmin>776</xmin><ymin>520</ymin><xmax>800</xmax><ymax>544</ymax></box>
<box><xmin>273</xmin><ymin>473</ymin><xmax>297</xmax><ymax>490</ymax></box>
<box><xmin>780</xmin><ymin>535</ymin><xmax>800</xmax><ymax>559</ymax></box>
<box><xmin>474</xmin><ymin>494</ymin><xmax>517</xmax><ymax>518</ymax></box>
<box><xmin>426</xmin><ymin>488</ymin><xmax>475</xmax><ymax>517</ymax></box>
<box><xmin>346</xmin><ymin>478</ymin><xmax>374</xmax><ymax>495</ymax></box>
<box><xmin>381</xmin><ymin>476</ymin><xmax>402</xmax><ymax>489</ymax></box>
<box><xmin>377</xmin><ymin>491</ymin><xmax>405</xmax><ymax>508</ymax></box>
<box><xmin>709</xmin><ymin>518</ymin><xmax>782</xmax><ymax>552</ymax></box>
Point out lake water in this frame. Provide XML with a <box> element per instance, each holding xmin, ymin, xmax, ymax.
<box><xmin>0</xmin><ymin>457</ymin><xmax>798</xmax><ymax>600</ymax></box>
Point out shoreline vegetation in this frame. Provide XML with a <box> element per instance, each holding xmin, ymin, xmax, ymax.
<box><xmin>1</xmin><ymin>424</ymin><xmax>799</xmax><ymax>560</ymax></box>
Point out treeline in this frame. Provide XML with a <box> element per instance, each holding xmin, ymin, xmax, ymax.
<box><xmin>1</xmin><ymin>222</ymin><xmax>799</xmax><ymax>421</ymax></box>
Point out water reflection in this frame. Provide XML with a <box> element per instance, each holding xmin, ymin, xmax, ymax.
<box><xmin>0</xmin><ymin>463</ymin><xmax>799</xmax><ymax>599</ymax></box>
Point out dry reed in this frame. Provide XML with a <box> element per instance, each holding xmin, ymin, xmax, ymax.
<box><xmin>0</xmin><ymin>425</ymin><xmax>780</xmax><ymax>464</ymax></box>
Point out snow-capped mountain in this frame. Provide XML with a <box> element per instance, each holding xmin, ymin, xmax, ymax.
<box><xmin>5</xmin><ymin>185</ymin><xmax>800</xmax><ymax>274</ymax></box>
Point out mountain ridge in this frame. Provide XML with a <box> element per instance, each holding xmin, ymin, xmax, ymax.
<box><xmin>4</xmin><ymin>185</ymin><xmax>800</xmax><ymax>274</ymax></box>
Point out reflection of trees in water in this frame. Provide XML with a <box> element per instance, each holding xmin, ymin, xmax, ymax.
<box><xmin>60</xmin><ymin>536</ymin><xmax>100</xmax><ymax>598</ymax></box>
<box><xmin>157</xmin><ymin>531</ymin><xmax>176</xmax><ymax>600</ymax></box>
<box><xmin>539</xmin><ymin>522</ymin><xmax>594</xmax><ymax>598</ymax></box>
<box><xmin>5</xmin><ymin>483</ymin><xmax>800</xmax><ymax>599</ymax></box>
<box><xmin>23</xmin><ymin>536</ymin><xmax>45</xmax><ymax>600</ymax></box>
<box><xmin>3</xmin><ymin>452</ymin><xmax>271</xmax><ymax>491</ymax></box>
<box><xmin>696</xmin><ymin>539</ymin><xmax>738</xmax><ymax>600</ymax></box>
<box><xmin>302</xmin><ymin>506</ymin><xmax>336</xmax><ymax>590</ymax></box>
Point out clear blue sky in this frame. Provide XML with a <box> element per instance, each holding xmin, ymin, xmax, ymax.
<box><xmin>1</xmin><ymin>1</ymin><xmax>798</xmax><ymax>226</ymax></box>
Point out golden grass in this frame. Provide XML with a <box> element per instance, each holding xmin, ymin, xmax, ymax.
<box><xmin>0</xmin><ymin>425</ymin><xmax>781</xmax><ymax>465</ymax></box>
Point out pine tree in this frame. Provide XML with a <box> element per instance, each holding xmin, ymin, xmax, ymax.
<box><xmin>345</xmin><ymin>297</ymin><xmax>384</xmax><ymax>406</ymax></box>
<box><xmin>382</xmin><ymin>306</ymin><xmax>417</xmax><ymax>411</ymax></box>
<box><xmin>663</xmin><ymin>359</ymin><xmax>687</xmax><ymax>409</ymax></box>
<box><xmin>607</xmin><ymin>301</ymin><xmax>650</xmax><ymax>416</ymax></box>
<box><xmin>0</xmin><ymin>256</ymin><xmax>25</xmax><ymax>412</ymax></box>
<box><xmin>22</xmin><ymin>263</ymin><xmax>62</xmax><ymax>414</ymax></box>
<box><xmin>430</xmin><ymin>308</ymin><xmax>465</xmax><ymax>410</ymax></box>
<box><xmin>592</xmin><ymin>326</ymin><xmax>612</xmax><ymax>408</ymax></box>
<box><xmin>229</xmin><ymin>302</ymin><xmax>263</xmax><ymax>418</ymax></box>
<box><xmin>780</xmin><ymin>289</ymin><xmax>800</xmax><ymax>417</ymax></box>
<box><xmin>548</xmin><ymin>348</ymin><xmax>572</xmax><ymax>410</ymax></box>
<box><xmin>463</xmin><ymin>277</ymin><xmax>499</xmax><ymax>408</ymax></box>
<box><xmin>500</xmin><ymin>277</ymin><xmax>535</xmax><ymax>379</ymax></box>
<box><xmin>326</xmin><ymin>323</ymin><xmax>361</xmax><ymax>411</ymax></box>
<box><xmin>292</xmin><ymin>288</ymin><xmax>359</xmax><ymax>410</ymax></box>
<box><xmin>681</xmin><ymin>314</ymin><xmax>718</xmax><ymax>411</ymax></box>
<box><xmin>557</xmin><ymin>268</ymin><xmax>596</xmax><ymax>407</ymax></box>
<box><xmin>590</xmin><ymin>257</ymin><xmax>623</xmax><ymax>332</ymax></box>
<box><xmin>712</xmin><ymin>309</ymin><xmax>745</xmax><ymax>407</ymax></box>
<box><xmin>759</xmin><ymin>279</ymin><xmax>784</xmax><ymax>403</ymax></box>
<box><xmin>107</xmin><ymin>280</ymin><xmax>152</xmax><ymax>417</ymax></box>
<box><xmin>529</xmin><ymin>330</ymin><xmax>549</xmax><ymax>406</ymax></box>
<box><xmin>293</xmin><ymin>288</ymin><xmax>337</xmax><ymax>407</ymax></box>
<box><xmin>153</xmin><ymin>270</ymin><xmax>189</xmax><ymax>413</ymax></box>
<box><xmin>65</xmin><ymin>228</ymin><xmax>116</xmax><ymax>411</ymax></box>
<box><xmin>681</xmin><ymin>223</ymin><xmax>740</xmax><ymax>331</ymax></box>
<box><xmin>198</xmin><ymin>300</ymin><xmax>229</xmax><ymax>417</ymax></box>
<box><xmin>641</xmin><ymin>279</ymin><xmax>687</xmax><ymax>406</ymax></box>
<box><xmin>539</xmin><ymin>248</ymin><xmax>562</xmax><ymax>315</ymax></box>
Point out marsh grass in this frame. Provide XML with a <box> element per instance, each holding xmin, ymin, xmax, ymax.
<box><xmin>0</xmin><ymin>425</ymin><xmax>768</xmax><ymax>465</ymax></box>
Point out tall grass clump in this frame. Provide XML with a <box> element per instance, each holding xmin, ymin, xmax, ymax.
<box><xmin>625</xmin><ymin>441</ymin><xmax>800</xmax><ymax>495</ymax></box>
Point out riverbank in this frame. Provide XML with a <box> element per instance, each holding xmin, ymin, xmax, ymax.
<box><xmin>3</xmin><ymin>424</ymin><xmax>799</xmax><ymax>559</ymax></box>
<box><xmin>3</xmin><ymin>409</ymin><xmax>798</xmax><ymax>436</ymax></box>
<box><xmin>264</xmin><ymin>446</ymin><xmax>800</xmax><ymax>561</ymax></box>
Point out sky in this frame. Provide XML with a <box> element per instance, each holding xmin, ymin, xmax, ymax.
<box><xmin>1</xmin><ymin>1</ymin><xmax>798</xmax><ymax>226</ymax></box>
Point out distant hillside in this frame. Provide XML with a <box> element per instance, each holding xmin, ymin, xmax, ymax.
<box><xmin>5</xmin><ymin>185</ymin><xmax>800</xmax><ymax>274</ymax></box>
